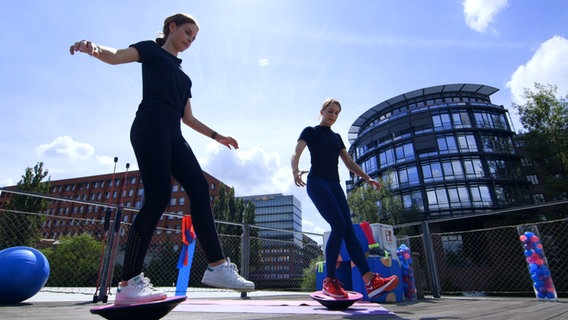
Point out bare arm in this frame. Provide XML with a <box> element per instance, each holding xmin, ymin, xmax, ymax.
<box><xmin>291</xmin><ymin>140</ymin><xmax>309</xmax><ymax>187</ymax></box>
<box><xmin>70</xmin><ymin>40</ymin><xmax>139</xmax><ymax>65</ymax></box>
<box><xmin>182</xmin><ymin>99</ymin><xmax>239</xmax><ymax>149</ymax></box>
<box><xmin>339</xmin><ymin>149</ymin><xmax>382</xmax><ymax>190</ymax></box>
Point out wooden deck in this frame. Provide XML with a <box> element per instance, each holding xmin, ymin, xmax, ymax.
<box><xmin>2</xmin><ymin>294</ymin><xmax>566</xmax><ymax>320</ymax></box>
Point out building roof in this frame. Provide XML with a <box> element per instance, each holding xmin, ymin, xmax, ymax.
<box><xmin>348</xmin><ymin>83</ymin><xmax>499</xmax><ymax>142</ymax></box>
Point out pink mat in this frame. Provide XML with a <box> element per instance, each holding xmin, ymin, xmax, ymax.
<box><xmin>173</xmin><ymin>299</ymin><xmax>394</xmax><ymax>315</ymax></box>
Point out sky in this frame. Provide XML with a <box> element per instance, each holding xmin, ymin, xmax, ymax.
<box><xmin>1</xmin><ymin>0</ymin><xmax>567</xmax><ymax>236</ymax></box>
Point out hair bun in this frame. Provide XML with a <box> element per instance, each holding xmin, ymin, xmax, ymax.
<box><xmin>155</xmin><ymin>37</ymin><xmax>166</xmax><ymax>46</ymax></box>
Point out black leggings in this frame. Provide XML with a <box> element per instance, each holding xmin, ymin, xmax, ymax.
<box><xmin>121</xmin><ymin>108</ymin><xmax>224</xmax><ymax>281</ymax></box>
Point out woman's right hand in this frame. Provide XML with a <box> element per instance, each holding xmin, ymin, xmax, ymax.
<box><xmin>293</xmin><ymin>170</ymin><xmax>308</xmax><ymax>187</ymax></box>
<box><xmin>69</xmin><ymin>40</ymin><xmax>101</xmax><ymax>56</ymax></box>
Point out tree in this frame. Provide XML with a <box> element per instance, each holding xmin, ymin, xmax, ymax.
<box><xmin>513</xmin><ymin>83</ymin><xmax>568</xmax><ymax>200</ymax></box>
<box><xmin>211</xmin><ymin>183</ymin><xmax>257</xmax><ymax>266</ymax></box>
<box><xmin>348</xmin><ymin>177</ymin><xmax>409</xmax><ymax>225</ymax></box>
<box><xmin>300</xmin><ymin>255</ymin><xmax>323</xmax><ymax>291</ymax></box>
<box><xmin>0</xmin><ymin>162</ymin><xmax>50</xmax><ymax>248</ymax></box>
<box><xmin>212</xmin><ymin>183</ymin><xmax>245</xmax><ymax>235</ymax></box>
<box><xmin>42</xmin><ymin>233</ymin><xmax>102</xmax><ymax>287</ymax></box>
<box><xmin>145</xmin><ymin>235</ymin><xmax>179</xmax><ymax>286</ymax></box>
<box><xmin>347</xmin><ymin>183</ymin><xmax>382</xmax><ymax>223</ymax></box>
<box><xmin>241</xmin><ymin>198</ymin><xmax>261</xmax><ymax>274</ymax></box>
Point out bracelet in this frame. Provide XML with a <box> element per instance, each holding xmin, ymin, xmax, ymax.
<box><xmin>211</xmin><ymin>131</ymin><xmax>218</xmax><ymax>139</ymax></box>
<box><xmin>91</xmin><ymin>43</ymin><xmax>102</xmax><ymax>57</ymax></box>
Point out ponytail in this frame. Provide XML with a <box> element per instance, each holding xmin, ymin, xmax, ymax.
<box><xmin>156</xmin><ymin>13</ymin><xmax>199</xmax><ymax>46</ymax></box>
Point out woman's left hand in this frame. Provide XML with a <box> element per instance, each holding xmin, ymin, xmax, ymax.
<box><xmin>367</xmin><ymin>179</ymin><xmax>383</xmax><ymax>191</ymax></box>
<box><xmin>216</xmin><ymin>135</ymin><xmax>239</xmax><ymax>149</ymax></box>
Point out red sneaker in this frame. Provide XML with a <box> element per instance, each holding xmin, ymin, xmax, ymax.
<box><xmin>366</xmin><ymin>274</ymin><xmax>399</xmax><ymax>298</ymax></box>
<box><xmin>322</xmin><ymin>277</ymin><xmax>349</xmax><ymax>298</ymax></box>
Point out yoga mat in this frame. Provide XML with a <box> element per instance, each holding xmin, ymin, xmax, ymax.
<box><xmin>173</xmin><ymin>299</ymin><xmax>394</xmax><ymax>316</ymax></box>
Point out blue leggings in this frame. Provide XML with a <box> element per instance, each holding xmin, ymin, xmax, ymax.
<box><xmin>307</xmin><ymin>177</ymin><xmax>370</xmax><ymax>278</ymax></box>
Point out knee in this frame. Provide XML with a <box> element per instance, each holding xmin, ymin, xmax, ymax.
<box><xmin>181</xmin><ymin>176</ymin><xmax>209</xmax><ymax>198</ymax></box>
<box><xmin>330</xmin><ymin>220</ymin><xmax>347</xmax><ymax>235</ymax></box>
<box><xmin>144</xmin><ymin>190</ymin><xmax>170</xmax><ymax>212</ymax></box>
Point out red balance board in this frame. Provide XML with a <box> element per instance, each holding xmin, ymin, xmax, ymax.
<box><xmin>310</xmin><ymin>291</ymin><xmax>363</xmax><ymax>310</ymax></box>
<box><xmin>90</xmin><ymin>295</ymin><xmax>187</xmax><ymax>320</ymax></box>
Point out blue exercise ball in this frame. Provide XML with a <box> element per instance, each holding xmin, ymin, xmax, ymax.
<box><xmin>0</xmin><ymin>246</ymin><xmax>50</xmax><ymax>304</ymax></box>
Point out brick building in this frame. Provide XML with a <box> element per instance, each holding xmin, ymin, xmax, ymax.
<box><xmin>0</xmin><ymin>169</ymin><xmax>226</xmax><ymax>249</ymax></box>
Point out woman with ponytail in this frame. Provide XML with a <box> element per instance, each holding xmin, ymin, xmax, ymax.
<box><xmin>70</xmin><ymin>13</ymin><xmax>254</xmax><ymax>305</ymax></box>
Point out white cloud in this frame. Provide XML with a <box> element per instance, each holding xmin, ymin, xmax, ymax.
<box><xmin>33</xmin><ymin>136</ymin><xmax>126</xmax><ymax>179</ymax></box>
<box><xmin>258</xmin><ymin>59</ymin><xmax>269</xmax><ymax>67</ymax></box>
<box><xmin>0</xmin><ymin>177</ymin><xmax>14</xmax><ymax>187</ymax></box>
<box><xmin>506</xmin><ymin>36</ymin><xmax>568</xmax><ymax>104</ymax></box>
<box><xmin>202</xmin><ymin>143</ymin><xmax>293</xmax><ymax>196</ymax></box>
<box><xmin>302</xmin><ymin>218</ymin><xmax>326</xmax><ymax>236</ymax></box>
<box><xmin>463</xmin><ymin>0</ymin><xmax>508</xmax><ymax>33</ymax></box>
<box><xmin>36</xmin><ymin>136</ymin><xmax>95</xmax><ymax>161</ymax></box>
<box><xmin>200</xmin><ymin>143</ymin><xmax>329</xmax><ymax>236</ymax></box>
<box><xmin>95</xmin><ymin>155</ymin><xmax>124</xmax><ymax>168</ymax></box>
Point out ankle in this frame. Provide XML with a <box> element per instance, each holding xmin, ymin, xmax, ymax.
<box><xmin>363</xmin><ymin>272</ymin><xmax>374</xmax><ymax>285</ymax></box>
<box><xmin>209</xmin><ymin>259</ymin><xmax>226</xmax><ymax>268</ymax></box>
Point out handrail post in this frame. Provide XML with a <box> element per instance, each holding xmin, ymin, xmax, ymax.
<box><xmin>422</xmin><ymin>221</ymin><xmax>441</xmax><ymax>298</ymax></box>
<box><xmin>240</xmin><ymin>223</ymin><xmax>251</xmax><ymax>299</ymax></box>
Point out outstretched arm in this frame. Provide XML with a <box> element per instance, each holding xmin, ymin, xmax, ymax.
<box><xmin>182</xmin><ymin>99</ymin><xmax>239</xmax><ymax>149</ymax></box>
<box><xmin>291</xmin><ymin>140</ymin><xmax>308</xmax><ymax>187</ymax></box>
<box><xmin>70</xmin><ymin>40</ymin><xmax>139</xmax><ymax>65</ymax></box>
<box><xmin>339</xmin><ymin>149</ymin><xmax>382</xmax><ymax>190</ymax></box>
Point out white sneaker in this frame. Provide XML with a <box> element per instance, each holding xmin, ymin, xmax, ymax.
<box><xmin>201</xmin><ymin>258</ymin><xmax>255</xmax><ymax>292</ymax></box>
<box><xmin>114</xmin><ymin>273</ymin><xmax>167</xmax><ymax>305</ymax></box>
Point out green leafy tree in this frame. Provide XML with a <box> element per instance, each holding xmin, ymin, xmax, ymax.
<box><xmin>241</xmin><ymin>199</ymin><xmax>260</xmax><ymax>273</ymax></box>
<box><xmin>211</xmin><ymin>183</ymin><xmax>257</xmax><ymax>266</ymax></box>
<box><xmin>300</xmin><ymin>255</ymin><xmax>323</xmax><ymax>291</ymax></box>
<box><xmin>348</xmin><ymin>177</ymin><xmax>421</xmax><ymax>236</ymax></box>
<box><xmin>347</xmin><ymin>183</ymin><xmax>382</xmax><ymax>223</ymax></box>
<box><xmin>348</xmin><ymin>177</ymin><xmax>409</xmax><ymax>225</ymax></box>
<box><xmin>188</xmin><ymin>184</ymin><xmax>257</xmax><ymax>287</ymax></box>
<box><xmin>0</xmin><ymin>162</ymin><xmax>50</xmax><ymax>248</ymax></box>
<box><xmin>42</xmin><ymin>233</ymin><xmax>102</xmax><ymax>287</ymax></box>
<box><xmin>513</xmin><ymin>83</ymin><xmax>568</xmax><ymax>200</ymax></box>
<box><xmin>145</xmin><ymin>236</ymin><xmax>179</xmax><ymax>286</ymax></box>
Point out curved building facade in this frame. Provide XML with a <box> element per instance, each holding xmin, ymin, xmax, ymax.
<box><xmin>347</xmin><ymin>83</ymin><xmax>532</xmax><ymax>222</ymax></box>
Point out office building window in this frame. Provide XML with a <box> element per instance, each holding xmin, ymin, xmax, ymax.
<box><xmin>395</xmin><ymin>143</ymin><xmax>415</xmax><ymax>162</ymax></box>
<box><xmin>379</xmin><ymin>148</ymin><xmax>395</xmax><ymax>167</ymax></box>
<box><xmin>470</xmin><ymin>185</ymin><xmax>492</xmax><ymax>206</ymax></box>
<box><xmin>442</xmin><ymin>160</ymin><xmax>464</xmax><ymax>181</ymax></box>
<box><xmin>363</xmin><ymin>156</ymin><xmax>378</xmax><ymax>174</ymax></box>
<box><xmin>398</xmin><ymin>165</ymin><xmax>419</xmax><ymax>187</ymax></box>
<box><xmin>422</xmin><ymin>161</ymin><xmax>443</xmax><ymax>183</ymax></box>
<box><xmin>457</xmin><ymin>134</ymin><xmax>477</xmax><ymax>153</ymax></box>
<box><xmin>427</xmin><ymin>187</ymin><xmax>450</xmax><ymax>210</ymax></box>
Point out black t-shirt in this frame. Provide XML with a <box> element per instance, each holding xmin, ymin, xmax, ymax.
<box><xmin>298</xmin><ymin>125</ymin><xmax>346</xmax><ymax>181</ymax></box>
<box><xmin>130</xmin><ymin>40</ymin><xmax>192</xmax><ymax>117</ymax></box>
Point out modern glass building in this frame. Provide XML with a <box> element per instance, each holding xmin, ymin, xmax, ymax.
<box><xmin>240</xmin><ymin>193</ymin><xmax>302</xmax><ymax>245</ymax></box>
<box><xmin>240</xmin><ymin>193</ymin><xmax>306</xmax><ymax>282</ymax></box>
<box><xmin>346</xmin><ymin>83</ymin><xmax>532</xmax><ymax>222</ymax></box>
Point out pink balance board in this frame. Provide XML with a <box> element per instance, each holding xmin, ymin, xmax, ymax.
<box><xmin>310</xmin><ymin>291</ymin><xmax>363</xmax><ymax>310</ymax></box>
<box><xmin>90</xmin><ymin>295</ymin><xmax>186</xmax><ymax>320</ymax></box>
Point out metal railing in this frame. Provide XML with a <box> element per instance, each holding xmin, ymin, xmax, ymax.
<box><xmin>397</xmin><ymin>202</ymin><xmax>568</xmax><ymax>299</ymax></box>
<box><xmin>1</xmin><ymin>187</ymin><xmax>566</xmax><ymax>299</ymax></box>
<box><xmin>0</xmin><ymin>187</ymin><xmax>323</xmax><ymax>298</ymax></box>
